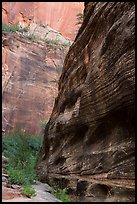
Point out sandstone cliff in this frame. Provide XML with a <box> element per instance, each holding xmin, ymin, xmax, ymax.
<box><xmin>2</xmin><ymin>31</ymin><xmax>69</xmax><ymax>135</ymax></box>
<box><xmin>36</xmin><ymin>2</ymin><xmax>135</xmax><ymax>202</ymax></box>
<box><xmin>2</xmin><ymin>2</ymin><xmax>84</xmax><ymax>40</ymax></box>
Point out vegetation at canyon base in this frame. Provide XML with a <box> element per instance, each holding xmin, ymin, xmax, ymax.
<box><xmin>2</xmin><ymin>130</ymin><xmax>42</xmax><ymax>197</ymax></box>
<box><xmin>2</xmin><ymin>129</ymin><xmax>72</xmax><ymax>201</ymax></box>
<box><xmin>21</xmin><ymin>185</ymin><xmax>37</xmax><ymax>198</ymax></box>
<box><xmin>53</xmin><ymin>187</ymin><xmax>72</xmax><ymax>202</ymax></box>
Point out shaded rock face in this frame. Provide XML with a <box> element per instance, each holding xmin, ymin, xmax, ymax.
<box><xmin>2</xmin><ymin>2</ymin><xmax>84</xmax><ymax>40</ymax></box>
<box><xmin>36</xmin><ymin>2</ymin><xmax>135</xmax><ymax>202</ymax></box>
<box><xmin>2</xmin><ymin>32</ymin><xmax>68</xmax><ymax>135</ymax></box>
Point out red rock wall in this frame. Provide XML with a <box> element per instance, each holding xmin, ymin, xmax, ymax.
<box><xmin>2</xmin><ymin>2</ymin><xmax>84</xmax><ymax>40</ymax></box>
<box><xmin>2</xmin><ymin>32</ymin><xmax>69</xmax><ymax>135</ymax></box>
<box><xmin>36</xmin><ymin>2</ymin><xmax>135</xmax><ymax>202</ymax></box>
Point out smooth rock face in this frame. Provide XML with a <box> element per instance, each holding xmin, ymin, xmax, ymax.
<box><xmin>2</xmin><ymin>2</ymin><xmax>84</xmax><ymax>40</ymax></box>
<box><xmin>36</xmin><ymin>2</ymin><xmax>135</xmax><ymax>202</ymax></box>
<box><xmin>2</xmin><ymin>32</ymin><xmax>68</xmax><ymax>135</ymax></box>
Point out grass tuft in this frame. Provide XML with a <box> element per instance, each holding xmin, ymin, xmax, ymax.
<box><xmin>22</xmin><ymin>185</ymin><xmax>36</xmax><ymax>198</ymax></box>
<box><xmin>53</xmin><ymin>187</ymin><xmax>73</xmax><ymax>202</ymax></box>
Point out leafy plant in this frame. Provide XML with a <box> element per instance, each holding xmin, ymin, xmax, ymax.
<box><xmin>44</xmin><ymin>38</ymin><xmax>60</xmax><ymax>46</ymax></box>
<box><xmin>2</xmin><ymin>130</ymin><xmax>41</xmax><ymax>186</ymax></box>
<box><xmin>52</xmin><ymin>38</ymin><xmax>60</xmax><ymax>45</ymax></box>
<box><xmin>44</xmin><ymin>38</ymin><xmax>52</xmax><ymax>45</ymax></box>
<box><xmin>2</xmin><ymin>24</ymin><xmax>29</xmax><ymax>33</ymax></box>
<box><xmin>2</xmin><ymin>23</ymin><xmax>40</xmax><ymax>43</ymax></box>
<box><xmin>22</xmin><ymin>185</ymin><xmax>36</xmax><ymax>198</ymax></box>
<box><xmin>53</xmin><ymin>188</ymin><xmax>72</xmax><ymax>202</ymax></box>
<box><xmin>39</xmin><ymin>119</ymin><xmax>48</xmax><ymax>127</ymax></box>
<box><xmin>2</xmin><ymin>24</ymin><xmax>20</xmax><ymax>32</ymax></box>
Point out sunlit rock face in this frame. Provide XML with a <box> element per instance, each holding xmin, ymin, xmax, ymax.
<box><xmin>36</xmin><ymin>2</ymin><xmax>135</xmax><ymax>202</ymax></box>
<box><xmin>2</xmin><ymin>32</ymin><xmax>69</xmax><ymax>135</ymax></box>
<box><xmin>2</xmin><ymin>2</ymin><xmax>84</xmax><ymax>40</ymax></box>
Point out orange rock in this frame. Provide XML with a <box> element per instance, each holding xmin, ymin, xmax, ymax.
<box><xmin>13</xmin><ymin>12</ymin><xmax>32</xmax><ymax>29</ymax></box>
<box><xmin>2</xmin><ymin>2</ymin><xmax>84</xmax><ymax>40</ymax></box>
<box><xmin>2</xmin><ymin>33</ymin><xmax>69</xmax><ymax>135</ymax></box>
<box><xmin>2</xmin><ymin>186</ymin><xmax>23</xmax><ymax>200</ymax></box>
<box><xmin>2</xmin><ymin>8</ymin><xmax>8</xmax><ymax>24</ymax></box>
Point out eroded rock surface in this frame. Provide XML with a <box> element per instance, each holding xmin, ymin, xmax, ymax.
<box><xmin>2</xmin><ymin>2</ymin><xmax>84</xmax><ymax>40</ymax></box>
<box><xmin>2</xmin><ymin>31</ymin><xmax>69</xmax><ymax>135</ymax></box>
<box><xmin>37</xmin><ymin>2</ymin><xmax>135</xmax><ymax>202</ymax></box>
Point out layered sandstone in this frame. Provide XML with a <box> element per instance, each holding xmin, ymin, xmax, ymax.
<box><xmin>2</xmin><ymin>31</ymin><xmax>69</xmax><ymax>135</ymax></box>
<box><xmin>37</xmin><ymin>2</ymin><xmax>135</xmax><ymax>202</ymax></box>
<box><xmin>2</xmin><ymin>2</ymin><xmax>84</xmax><ymax>40</ymax></box>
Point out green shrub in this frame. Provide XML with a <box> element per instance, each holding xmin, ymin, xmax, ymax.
<box><xmin>7</xmin><ymin>167</ymin><xmax>30</xmax><ymax>185</ymax></box>
<box><xmin>2</xmin><ymin>24</ymin><xmax>20</xmax><ymax>32</ymax></box>
<box><xmin>44</xmin><ymin>38</ymin><xmax>60</xmax><ymax>45</ymax></box>
<box><xmin>53</xmin><ymin>188</ymin><xmax>72</xmax><ymax>202</ymax></box>
<box><xmin>22</xmin><ymin>185</ymin><xmax>36</xmax><ymax>198</ymax></box>
<box><xmin>39</xmin><ymin>119</ymin><xmax>48</xmax><ymax>127</ymax></box>
<box><xmin>52</xmin><ymin>38</ymin><xmax>60</xmax><ymax>45</ymax></box>
<box><xmin>2</xmin><ymin>24</ymin><xmax>29</xmax><ymax>33</ymax></box>
<box><xmin>2</xmin><ymin>130</ymin><xmax>41</xmax><ymax>186</ymax></box>
<box><xmin>62</xmin><ymin>41</ymin><xmax>72</xmax><ymax>47</ymax></box>
<box><xmin>23</xmin><ymin>34</ymin><xmax>39</xmax><ymax>42</ymax></box>
<box><xmin>44</xmin><ymin>38</ymin><xmax>52</xmax><ymax>45</ymax></box>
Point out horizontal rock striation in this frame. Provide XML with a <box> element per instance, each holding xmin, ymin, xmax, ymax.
<box><xmin>36</xmin><ymin>2</ymin><xmax>135</xmax><ymax>202</ymax></box>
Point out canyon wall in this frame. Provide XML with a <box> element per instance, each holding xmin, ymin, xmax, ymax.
<box><xmin>2</xmin><ymin>2</ymin><xmax>84</xmax><ymax>40</ymax></box>
<box><xmin>2</xmin><ymin>31</ymin><xmax>69</xmax><ymax>135</ymax></box>
<box><xmin>36</xmin><ymin>2</ymin><xmax>135</xmax><ymax>202</ymax></box>
<box><xmin>2</xmin><ymin>2</ymin><xmax>83</xmax><ymax>135</ymax></box>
